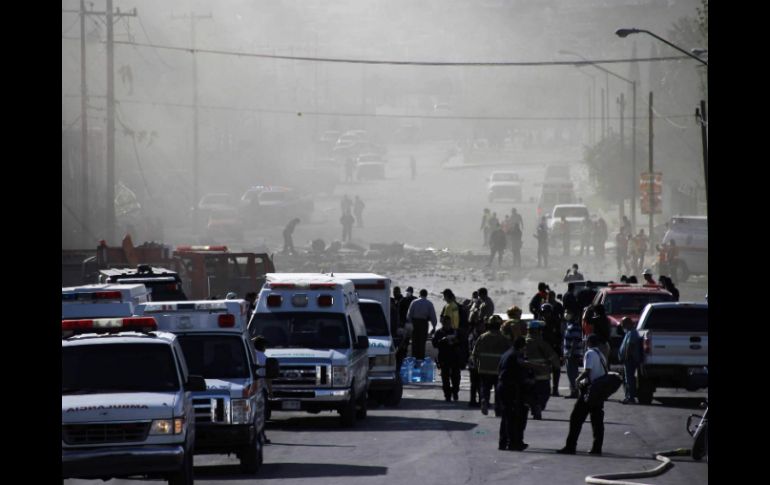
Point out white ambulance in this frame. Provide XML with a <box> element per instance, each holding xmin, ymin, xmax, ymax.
<box><xmin>134</xmin><ymin>299</ymin><xmax>277</xmax><ymax>474</ymax></box>
<box><xmin>62</xmin><ymin>317</ymin><xmax>205</xmax><ymax>485</ymax></box>
<box><xmin>324</xmin><ymin>273</ymin><xmax>401</xmax><ymax>407</ymax></box>
<box><xmin>62</xmin><ymin>284</ymin><xmax>150</xmax><ymax>320</ymax></box>
<box><xmin>248</xmin><ymin>273</ymin><xmax>370</xmax><ymax>427</ymax></box>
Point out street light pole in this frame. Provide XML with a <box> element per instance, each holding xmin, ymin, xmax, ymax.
<box><xmin>615</xmin><ymin>28</ymin><xmax>708</xmax><ymax>66</ymax></box>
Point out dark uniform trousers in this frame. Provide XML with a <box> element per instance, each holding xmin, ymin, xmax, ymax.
<box><xmin>440</xmin><ymin>365</ymin><xmax>461</xmax><ymax>398</ymax></box>
<box><xmin>565</xmin><ymin>394</ymin><xmax>605</xmax><ymax>452</ymax></box>
<box><xmin>469</xmin><ymin>367</ymin><xmax>481</xmax><ymax>403</ymax></box>
<box><xmin>411</xmin><ymin>318</ymin><xmax>429</xmax><ymax>360</ymax></box>
<box><xmin>499</xmin><ymin>389</ymin><xmax>529</xmax><ymax>448</ymax></box>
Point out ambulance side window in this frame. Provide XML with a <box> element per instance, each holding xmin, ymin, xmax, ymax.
<box><xmin>347</xmin><ymin>316</ymin><xmax>356</xmax><ymax>345</ymax></box>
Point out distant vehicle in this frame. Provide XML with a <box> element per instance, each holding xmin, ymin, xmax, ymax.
<box><xmin>544</xmin><ymin>164</ymin><xmax>571</xmax><ymax>181</ymax></box>
<box><xmin>636</xmin><ymin>302</ymin><xmax>708</xmax><ymax>404</ymax></box>
<box><xmin>537</xmin><ymin>181</ymin><xmax>577</xmax><ymax>218</ymax></box>
<box><xmin>659</xmin><ymin>216</ymin><xmax>707</xmax><ymax>282</ymax></box>
<box><xmin>206</xmin><ymin>207</ymin><xmax>244</xmax><ymax>242</ymax></box>
<box><xmin>487</xmin><ymin>171</ymin><xmax>523</xmax><ymax>202</ymax></box>
<box><xmin>336</xmin><ymin>130</ymin><xmax>368</xmax><ymax>147</ymax></box>
<box><xmin>546</xmin><ymin>204</ymin><xmax>590</xmax><ymax>240</ymax></box>
<box><xmin>356</xmin><ymin>161</ymin><xmax>386</xmax><ymax>180</ymax></box>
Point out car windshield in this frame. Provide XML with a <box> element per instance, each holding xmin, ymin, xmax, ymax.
<box><xmin>605</xmin><ymin>293</ymin><xmax>674</xmax><ymax>315</ymax></box>
<box><xmin>554</xmin><ymin>207</ymin><xmax>588</xmax><ymax>218</ymax></box>
<box><xmin>492</xmin><ymin>173</ymin><xmax>518</xmax><ymax>182</ymax></box>
<box><xmin>250</xmin><ymin>312</ymin><xmax>350</xmax><ymax>349</ymax></box>
<box><xmin>62</xmin><ymin>343</ymin><xmax>180</xmax><ymax>394</ymax></box>
<box><xmin>177</xmin><ymin>335</ymin><xmax>250</xmax><ymax>379</ymax></box>
<box><xmin>643</xmin><ymin>307</ymin><xmax>708</xmax><ymax>332</ymax></box>
<box><xmin>359</xmin><ymin>302</ymin><xmax>390</xmax><ymax>337</ymax></box>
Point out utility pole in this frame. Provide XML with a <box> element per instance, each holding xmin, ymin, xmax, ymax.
<box><xmin>631</xmin><ymin>81</ymin><xmax>637</xmax><ymax>234</ymax></box>
<box><xmin>79</xmin><ymin>0</ymin><xmax>89</xmax><ymax>246</ymax></box>
<box><xmin>648</xmin><ymin>91</ymin><xmax>654</xmax><ymax>252</ymax></box>
<box><xmin>696</xmin><ymin>100</ymin><xmax>708</xmax><ymax>211</ymax></box>
<box><xmin>618</xmin><ymin>92</ymin><xmax>625</xmax><ymax>223</ymax></box>
<box><xmin>173</xmin><ymin>11</ymin><xmax>212</xmax><ymax>235</ymax></box>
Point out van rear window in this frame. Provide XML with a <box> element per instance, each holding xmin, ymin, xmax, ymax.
<box><xmin>250</xmin><ymin>312</ymin><xmax>350</xmax><ymax>349</ymax></box>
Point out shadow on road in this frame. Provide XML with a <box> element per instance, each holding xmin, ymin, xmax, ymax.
<box><xmin>637</xmin><ymin>397</ymin><xmax>706</xmax><ymax>409</ymax></box>
<box><xmin>194</xmin><ymin>463</ymin><xmax>388</xmax><ymax>480</ymax></box>
<box><xmin>377</xmin><ymin>396</ymin><xmax>466</xmax><ymax>411</ymax></box>
<box><xmin>268</xmin><ymin>413</ymin><xmax>477</xmax><ymax>432</ymax></box>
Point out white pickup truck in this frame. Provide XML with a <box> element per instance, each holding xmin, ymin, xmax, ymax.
<box><xmin>636</xmin><ymin>302</ymin><xmax>708</xmax><ymax>404</ymax></box>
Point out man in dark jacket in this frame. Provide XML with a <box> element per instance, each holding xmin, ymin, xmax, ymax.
<box><xmin>432</xmin><ymin>318</ymin><xmax>464</xmax><ymax>401</ymax></box>
<box><xmin>541</xmin><ymin>303</ymin><xmax>564</xmax><ymax>397</ymax></box>
<box><xmin>396</xmin><ymin>287</ymin><xmax>417</xmax><ymax>363</ymax></box>
<box><xmin>529</xmin><ymin>282</ymin><xmax>549</xmax><ymax>319</ymax></box>
<box><xmin>498</xmin><ymin>336</ymin><xmax>530</xmax><ymax>451</ymax></box>
<box><xmin>488</xmin><ymin>226</ymin><xmax>507</xmax><ymax>266</ymax></box>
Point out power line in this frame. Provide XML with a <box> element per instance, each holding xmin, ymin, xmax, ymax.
<box><xmin>136</xmin><ymin>15</ymin><xmax>175</xmax><ymax>70</ymax></box>
<box><xmin>62</xmin><ymin>36</ymin><xmax>691</xmax><ymax>67</ymax></box>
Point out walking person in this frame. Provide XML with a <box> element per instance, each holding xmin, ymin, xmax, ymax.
<box><xmin>557</xmin><ymin>334</ymin><xmax>608</xmax><ymax>455</ymax></box>
<box><xmin>467</xmin><ymin>313</ymin><xmax>484</xmax><ymax>408</ymax></box>
<box><xmin>633</xmin><ymin>229</ymin><xmax>649</xmax><ymax>275</ymax></box>
<box><xmin>524</xmin><ymin>320</ymin><xmax>561</xmax><ymax>420</ymax></box>
<box><xmin>618</xmin><ymin>317</ymin><xmax>642</xmax><ymax>404</ymax></box>
<box><xmin>540</xmin><ymin>303</ymin><xmax>564</xmax><ymax>397</ymax></box>
<box><xmin>282</xmin><ymin>218</ymin><xmax>300</xmax><ymax>255</ymax></box>
<box><xmin>498</xmin><ymin>336</ymin><xmax>531</xmax><ymax>451</ymax></box>
<box><xmin>340</xmin><ymin>210</ymin><xmax>355</xmax><ymax>242</ymax></box>
<box><xmin>510</xmin><ymin>222</ymin><xmax>523</xmax><ymax>268</ymax></box>
<box><xmin>510</xmin><ymin>208</ymin><xmax>523</xmax><ymax>234</ymax></box>
<box><xmin>353</xmin><ymin>196</ymin><xmax>365</xmax><ymax>228</ymax></box>
<box><xmin>615</xmin><ymin>229</ymin><xmax>630</xmax><ymax>274</ymax></box>
<box><xmin>563</xmin><ymin>317</ymin><xmax>584</xmax><ymax>399</ymax></box>
<box><xmin>396</xmin><ymin>287</ymin><xmax>417</xmax><ymax>364</ymax></box>
<box><xmin>488</xmin><ymin>225</ymin><xmax>507</xmax><ymax>266</ymax></box>
<box><xmin>405</xmin><ymin>289</ymin><xmax>437</xmax><ymax>360</ymax></box>
<box><xmin>432</xmin><ymin>317</ymin><xmax>463</xmax><ymax>402</ymax></box>
<box><xmin>535</xmin><ymin>217</ymin><xmax>549</xmax><ymax>268</ymax></box>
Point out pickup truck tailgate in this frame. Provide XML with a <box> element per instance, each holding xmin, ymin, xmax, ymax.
<box><xmin>645</xmin><ymin>332</ymin><xmax>708</xmax><ymax>366</ymax></box>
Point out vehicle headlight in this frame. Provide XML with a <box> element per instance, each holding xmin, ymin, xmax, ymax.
<box><xmin>332</xmin><ymin>366</ymin><xmax>349</xmax><ymax>387</ymax></box>
<box><xmin>150</xmin><ymin>418</ymin><xmax>185</xmax><ymax>435</ymax></box>
<box><xmin>231</xmin><ymin>399</ymin><xmax>252</xmax><ymax>424</ymax></box>
<box><xmin>373</xmin><ymin>353</ymin><xmax>395</xmax><ymax>367</ymax></box>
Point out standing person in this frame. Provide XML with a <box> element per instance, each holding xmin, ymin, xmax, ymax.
<box><xmin>615</xmin><ymin>229</ymin><xmax>630</xmax><ymax>274</ymax></box>
<box><xmin>439</xmin><ymin>289</ymin><xmax>460</xmax><ymax>330</ymax></box>
<box><xmin>563</xmin><ymin>317</ymin><xmax>584</xmax><ymax>399</ymax></box>
<box><xmin>481</xmin><ymin>208</ymin><xmax>492</xmax><ymax>247</ymax></box>
<box><xmin>561</xmin><ymin>216</ymin><xmax>571</xmax><ymax>256</ymax></box>
<box><xmin>397</xmin><ymin>287</ymin><xmax>417</xmax><ymax>363</ymax></box>
<box><xmin>535</xmin><ymin>217</ymin><xmax>549</xmax><ymax>268</ymax></box>
<box><xmin>660</xmin><ymin>275</ymin><xmax>680</xmax><ymax>301</ymax></box>
<box><xmin>589</xmin><ymin>304</ymin><xmax>611</xmax><ymax>361</ymax></box>
<box><xmin>501</xmin><ymin>306</ymin><xmax>525</xmax><ymax>343</ymax></box>
<box><xmin>475</xmin><ymin>287</ymin><xmax>495</xmax><ymax>322</ymax></box>
<box><xmin>557</xmin><ymin>334</ymin><xmax>608</xmax><ymax>455</ymax></box>
<box><xmin>432</xmin><ymin>317</ymin><xmax>463</xmax><ymax>402</ymax></box>
<box><xmin>562</xmin><ymin>283</ymin><xmax>580</xmax><ymax>322</ymax></box>
<box><xmin>251</xmin><ymin>336</ymin><xmax>273</xmax><ymax>444</ymax></box>
<box><xmin>353</xmin><ymin>196</ymin><xmax>365</xmax><ymax>228</ymax></box>
<box><xmin>541</xmin><ymin>303</ymin><xmax>564</xmax><ymax>397</ymax></box>
<box><xmin>642</xmin><ymin>268</ymin><xmax>656</xmax><ymax>285</ymax></box>
<box><xmin>467</xmin><ymin>307</ymin><xmax>484</xmax><ymax>408</ymax></box>
<box><xmin>510</xmin><ymin>208</ymin><xmax>523</xmax><ymax>234</ymax></box>
<box><xmin>580</xmin><ymin>216</ymin><xmax>592</xmax><ymax>256</ymax></box>
<box><xmin>529</xmin><ymin>283</ymin><xmax>549</xmax><ymax>319</ymax></box>
<box><xmin>406</xmin><ymin>289</ymin><xmax>437</xmax><ymax>360</ymax></box>
<box><xmin>618</xmin><ymin>317</ymin><xmax>642</xmax><ymax>405</ymax></box>
<box><xmin>345</xmin><ymin>157</ymin><xmax>355</xmax><ymax>182</ymax></box>
<box><xmin>471</xmin><ymin>315</ymin><xmax>511</xmax><ymax>416</ymax></box>
<box><xmin>633</xmin><ymin>229</ymin><xmax>649</xmax><ymax>275</ymax></box>
<box><xmin>510</xmin><ymin>222</ymin><xmax>523</xmax><ymax>268</ymax></box>
<box><xmin>525</xmin><ymin>320</ymin><xmax>561</xmax><ymax>420</ymax></box>
<box><xmin>488</xmin><ymin>225</ymin><xmax>507</xmax><ymax>266</ymax></box>
<box><xmin>282</xmin><ymin>218</ymin><xmax>300</xmax><ymax>255</ymax></box>
<box><xmin>498</xmin><ymin>336</ymin><xmax>530</xmax><ymax>451</ymax></box>
<box><xmin>621</xmin><ymin>215</ymin><xmax>632</xmax><ymax>237</ymax></box>
<box><xmin>410</xmin><ymin>155</ymin><xmax>417</xmax><ymax>180</ymax></box>
<box><xmin>340</xmin><ymin>210</ymin><xmax>355</xmax><ymax>242</ymax></box>
<box><xmin>563</xmin><ymin>263</ymin><xmax>584</xmax><ymax>282</ymax></box>
<box><xmin>502</xmin><ymin>214</ymin><xmax>512</xmax><ymax>234</ymax></box>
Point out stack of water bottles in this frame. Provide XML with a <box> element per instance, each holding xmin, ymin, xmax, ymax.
<box><xmin>399</xmin><ymin>357</ymin><xmax>436</xmax><ymax>383</ymax></box>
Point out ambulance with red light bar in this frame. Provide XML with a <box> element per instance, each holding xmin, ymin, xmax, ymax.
<box><xmin>248</xmin><ymin>274</ymin><xmax>370</xmax><ymax>427</ymax></box>
<box><xmin>62</xmin><ymin>284</ymin><xmax>150</xmax><ymax>320</ymax></box>
<box><xmin>324</xmin><ymin>273</ymin><xmax>401</xmax><ymax>407</ymax></box>
<box><xmin>62</xmin><ymin>316</ymin><xmax>205</xmax><ymax>485</ymax></box>
<box><xmin>134</xmin><ymin>299</ymin><xmax>278</xmax><ymax>474</ymax></box>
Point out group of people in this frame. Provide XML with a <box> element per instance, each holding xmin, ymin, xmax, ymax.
<box><xmin>614</xmin><ymin>218</ymin><xmax>651</xmax><ymax>275</ymax></box>
<box><xmin>480</xmin><ymin>208</ymin><xmax>525</xmax><ymax>267</ymax></box>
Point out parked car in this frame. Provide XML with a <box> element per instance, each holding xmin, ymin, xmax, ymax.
<box><xmin>487</xmin><ymin>171</ymin><xmax>522</xmax><ymax>202</ymax></box>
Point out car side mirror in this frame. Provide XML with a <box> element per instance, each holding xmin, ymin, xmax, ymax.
<box><xmin>186</xmin><ymin>375</ymin><xmax>207</xmax><ymax>392</ymax></box>
<box><xmin>356</xmin><ymin>336</ymin><xmax>370</xmax><ymax>349</ymax></box>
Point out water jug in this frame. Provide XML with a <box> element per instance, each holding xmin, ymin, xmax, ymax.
<box><xmin>411</xmin><ymin>359</ymin><xmax>423</xmax><ymax>383</ymax></box>
<box><xmin>403</xmin><ymin>357</ymin><xmax>415</xmax><ymax>383</ymax></box>
<box><xmin>421</xmin><ymin>357</ymin><xmax>435</xmax><ymax>383</ymax></box>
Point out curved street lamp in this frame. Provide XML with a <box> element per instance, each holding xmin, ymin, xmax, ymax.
<box><xmin>615</xmin><ymin>28</ymin><xmax>708</xmax><ymax>66</ymax></box>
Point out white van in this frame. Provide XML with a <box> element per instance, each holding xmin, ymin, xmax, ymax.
<box><xmin>135</xmin><ymin>299</ymin><xmax>275</xmax><ymax>474</ymax></box>
<box><xmin>661</xmin><ymin>216</ymin><xmax>707</xmax><ymax>281</ymax></box>
<box><xmin>62</xmin><ymin>284</ymin><xmax>150</xmax><ymax>320</ymax></box>
<box><xmin>248</xmin><ymin>274</ymin><xmax>370</xmax><ymax>427</ymax></box>
<box><xmin>325</xmin><ymin>273</ymin><xmax>401</xmax><ymax>406</ymax></box>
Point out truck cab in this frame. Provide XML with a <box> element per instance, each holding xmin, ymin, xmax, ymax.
<box><xmin>61</xmin><ymin>318</ymin><xmax>205</xmax><ymax>485</ymax></box>
<box><xmin>134</xmin><ymin>299</ymin><xmax>277</xmax><ymax>474</ymax></box>
<box><xmin>248</xmin><ymin>274</ymin><xmax>370</xmax><ymax>427</ymax></box>
<box><xmin>325</xmin><ymin>273</ymin><xmax>401</xmax><ymax>407</ymax></box>
<box><xmin>62</xmin><ymin>284</ymin><xmax>150</xmax><ymax>320</ymax></box>
<box><xmin>98</xmin><ymin>266</ymin><xmax>187</xmax><ymax>302</ymax></box>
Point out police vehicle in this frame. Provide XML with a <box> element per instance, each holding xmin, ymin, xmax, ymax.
<box><xmin>62</xmin><ymin>284</ymin><xmax>150</xmax><ymax>320</ymax></box>
<box><xmin>248</xmin><ymin>274</ymin><xmax>370</xmax><ymax>427</ymax></box>
<box><xmin>62</xmin><ymin>317</ymin><xmax>205</xmax><ymax>485</ymax></box>
<box><xmin>134</xmin><ymin>299</ymin><xmax>278</xmax><ymax>474</ymax></box>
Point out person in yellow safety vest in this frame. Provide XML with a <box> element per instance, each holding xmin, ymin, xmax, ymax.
<box><xmin>439</xmin><ymin>289</ymin><xmax>460</xmax><ymax>330</ymax></box>
<box><xmin>471</xmin><ymin>315</ymin><xmax>512</xmax><ymax>417</ymax></box>
<box><xmin>501</xmin><ymin>306</ymin><xmax>526</xmax><ymax>343</ymax></box>
<box><xmin>525</xmin><ymin>320</ymin><xmax>561</xmax><ymax>420</ymax></box>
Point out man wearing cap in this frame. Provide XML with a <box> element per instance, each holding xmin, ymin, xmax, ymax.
<box><xmin>471</xmin><ymin>315</ymin><xmax>511</xmax><ymax>416</ymax></box>
<box><xmin>557</xmin><ymin>334</ymin><xmax>607</xmax><ymax>455</ymax></box>
<box><xmin>406</xmin><ymin>289</ymin><xmax>437</xmax><ymax>360</ymax></box>
<box><xmin>525</xmin><ymin>320</ymin><xmax>561</xmax><ymax>420</ymax></box>
<box><xmin>642</xmin><ymin>268</ymin><xmax>656</xmax><ymax>285</ymax></box>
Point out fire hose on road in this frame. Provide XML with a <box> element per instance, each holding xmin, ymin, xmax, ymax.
<box><xmin>584</xmin><ymin>448</ymin><xmax>690</xmax><ymax>485</ymax></box>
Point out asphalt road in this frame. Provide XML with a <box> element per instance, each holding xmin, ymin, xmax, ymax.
<box><xmin>65</xmin><ymin>370</ymin><xmax>707</xmax><ymax>485</ymax></box>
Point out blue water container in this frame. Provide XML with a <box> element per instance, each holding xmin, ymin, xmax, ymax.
<box><xmin>403</xmin><ymin>357</ymin><xmax>415</xmax><ymax>383</ymax></box>
<box><xmin>421</xmin><ymin>357</ymin><xmax>435</xmax><ymax>383</ymax></box>
<box><xmin>411</xmin><ymin>359</ymin><xmax>423</xmax><ymax>383</ymax></box>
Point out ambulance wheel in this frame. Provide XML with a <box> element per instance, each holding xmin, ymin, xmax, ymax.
<box><xmin>168</xmin><ymin>451</ymin><xmax>193</xmax><ymax>485</ymax></box>
<box><xmin>339</xmin><ymin>390</ymin><xmax>356</xmax><ymax>427</ymax></box>
<box><xmin>239</xmin><ymin>434</ymin><xmax>263</xmax><ymax>474</ymax></box>
<box><xmin>356</xmin><ymin>392</ymin><xmax>368</xmax><ymax>419</ymax></box>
